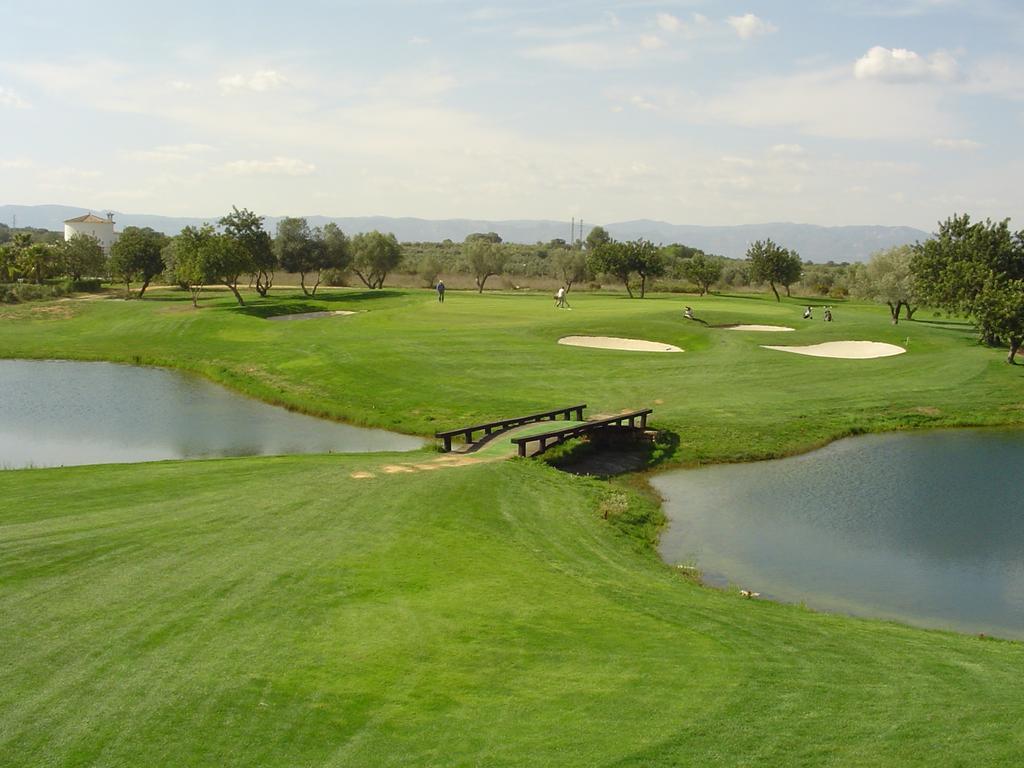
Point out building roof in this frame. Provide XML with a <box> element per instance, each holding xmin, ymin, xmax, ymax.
<box><xmin>64</xmin><ymin>213</ymin><xmax>111</xmax><ymax>224</ymax></box>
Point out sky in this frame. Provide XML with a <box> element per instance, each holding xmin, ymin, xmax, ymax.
<box><xmin>1</xmin><ymin>0</ymin><xmax>1023</xmax><ymax>229</ymax></box>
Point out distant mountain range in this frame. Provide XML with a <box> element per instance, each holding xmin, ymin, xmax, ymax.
<box><xmin>0</xmin><ymin>204</ymin><xmax>931</xmax><ymax>263</ymax></box>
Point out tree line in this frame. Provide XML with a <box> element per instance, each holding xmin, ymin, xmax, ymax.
<box><xmin>4</xmin><ymin>209</ymin><xmax>1020</xmax><ymax>362</ymax></box>
<box><xmin>0</xmin><ymin>209</ymin><xmax>404</xmax><ymax>307</ymax></box>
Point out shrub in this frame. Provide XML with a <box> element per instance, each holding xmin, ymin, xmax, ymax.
<box><xmin>418</xmin><ymin>256</ymin><xmax>443</xmax><ymax>288</ymax></box>
<box><xmin>322</xmin><ymin>268</ymin><xmax>350</xmax><ymax>287</ymax></box>
<box><xmin>0</xmin><ymin>282</ymin><xmax>72</xmax><ymax>303</ymax></box>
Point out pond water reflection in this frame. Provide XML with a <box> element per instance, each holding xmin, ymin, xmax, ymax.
<box><xmin>653</xmin><ymin>429</ymin><xmax>1024</xmax><ymax>639</ymax></box>
<box><xmin>0</xmin><ymin>359</ymin><xmax>423</xmax><ymax>469</ymax></box>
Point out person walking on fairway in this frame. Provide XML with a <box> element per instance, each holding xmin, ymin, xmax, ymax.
<box><xmin>803</xmin><ymin>305</ymin><xmax>813</xmax><ymax>320</ymax></box>
<box><xmin>555</xmin><ymin>286</ymin><xmax>566</xmax><ymax>308</ymax></box>
<box><xmin>436</xmin><ymin>280</ymin><xmax>445</xmax><ymax>303</ymax></box>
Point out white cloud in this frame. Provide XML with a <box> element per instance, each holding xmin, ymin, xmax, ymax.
<box><xmin>840</xmin><ymin>0</ymin><xmax>965</xmax><ymax>18</ymax></box>
<box><xmin>6</xmin><ymin>58</ymin><xmax>127</xmax><ymax>97</ymax></box>
<box><xmin>130</xmin><ymin>144</ymin><xmax>216</xmax><ymax>163</ymax></box>
<box><xmin>169</xmin><ymin>80</ymin><xmax>193</xmax><ymax>92</ymax></box>
<box><xmin>721</xmin><ymin>155</ymin><xmax>755</xmax><ymax>167</ymax></box>
<box><xmin>771</xmin><ymin>143</ymin><xmax>806</xmax><ymax>155</ymax></box>
<box><xmin>704</xmin><ymin>174</ymin><xmax>755</xmax><ymax>191</ymax></box>
<box><xmin>697</xmin><ymin>67</ymin><xmax>957</xmax><ymax>140</ymax></box>
<box><xmin>523</xmin><ymin>42</ymin><xmax>634</xmax><ymax>70</ymax></box>
<box><xmin>655</xmin><ymin>12</ymin><xmax>714</xmax><ymax>40</ymax></box>
<box><xmin>52</xmin><ymin>166</ymin><xmax>101</xmax><ymax>179</ymax></box>
<box><xmin>656</xmin><ymin>13</ymin><xmax>682</xmax><ymax>33</ymax></box>
<box><xmin>629</xmin><ymin>94</ymin><xmax>658</xmax><ymax>111</ymax></box>
<box><xmin>639</xmin><ymin>35</ymin><xmax>665</xmax><ymax>51</ymax></box>
<box><xmin>515</xmin><ymin>15</ymin><xmax>618</xmax><ymax>40</ymax></box>
<box><xmin>932</xmin><ymin>137</ymin><xmax>983</xmax><ymax>150</ymax></box>
<box><xmin>0</xmin><ymin>85</ymin><xmax>30</xmax><ymax>109</ymax></box>
<box><xmin>961</xmin><ymin>56</ymin><xmax>1024</xmax><ymax>100</ymax></box>
<box><xmin>853</xmin><ymin>46</ymin><xmax>957</xmax><ymax>82</ymax></box>
<box><xmin>0</xmin><ymin>157</ymin><xmax>33</xmax><ymax>169</ymax></box>
<box><xmin>408</xmin><ymin>36</ymin><xmax>430</xmax><ymax>45</ymax></box>
<box><xmin>727</xmin><ymin>14</ymin><xmax>777</xmax><ymax>40</ymax></box>
<box><xmin>221</xmin><ymin>157</ymin><xmax>315</xmax><ymax>176</ymax></box>
<box><xmin>370</xmin><ymin>71</ymin><xmax>457</xmax><ymax>100</ymax></box>
<box><xmin>218</xmin><ymin>70</ymin><xmax>288</xmax><ymax>93</ymax></box>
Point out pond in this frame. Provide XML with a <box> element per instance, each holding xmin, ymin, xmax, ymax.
<box><xmin>0</xmin><ymin>359</ymin><xmax>424</xmax><ymax>469</ymax></box>
<box><xmin>653</xmin><ymin>429</ymin><xmax>1024</xmax><ymax>639</ymax></box>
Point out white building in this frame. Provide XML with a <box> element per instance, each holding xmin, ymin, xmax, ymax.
<box><xmin>64</xmin><ymin>212</ymin><xmax>118</xmax><ymax>254</ymax></box>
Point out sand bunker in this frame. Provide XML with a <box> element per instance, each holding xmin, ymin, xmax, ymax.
<box><xmin>720</xmin><ymin>324</ymin><xmax>795</xmax><ymax>332</ymax></box>
<box><xmin>267</xmin><ymin>310</ymin><xmax>355</xmax><ymax>322</ymax></box>
<box><xmin>558</xmin><ymin>336</ymin><xmax>683</xmax><ymax>353</ymax></box>
<box><xmin>762</xmin><ymin>341</ymin><xmax>906</xmax><ymax>359</ymax></box>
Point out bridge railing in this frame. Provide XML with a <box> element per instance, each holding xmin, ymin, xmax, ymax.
<box><xmin>510</xmin><ymin>408</ymin><xmax>652</xmax><ymax>458</ymax></box>
<box><xmin>434</xmin><ymin>404</ymin><xmax>587</xmax><ymax>452</ymax></box>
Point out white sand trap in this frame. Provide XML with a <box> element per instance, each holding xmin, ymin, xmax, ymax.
<box><xmin>558</xmin><ymin>335</ymin><xmax>682</xmax><ymax>353</ymax></box>
<box><xmin>721</xmin><ymin>324</ymin><xmax>795</xmax><ymax>332</ymax></box>
<box><xmin>762</xmin><ymin>341</ymin><xmax>906</xmax><ymax>359</ymax></box>
<box><xmin>267</xmin><ymin>310</ymin><xmax>356</xmax><ymax>322</ymax></box>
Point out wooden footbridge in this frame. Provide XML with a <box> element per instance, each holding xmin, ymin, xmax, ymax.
<box><xmin>435</xmin><ymin>404</ymin><xmax>653</xmax><ymax>457</ymax></box>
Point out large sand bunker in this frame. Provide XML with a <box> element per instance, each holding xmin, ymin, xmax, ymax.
<box><xmin>762</xmin><ymin>341</ymin><xmax>906</xmax><ymax>359</ymax></box>
<box><xmin>558</xmin><ymin>336</ymin><xmax>683</xmax><ymax>353</ymax></box>
<box><xmin>720</xmin><ymin>324</ymin><xmax>795</xmax><ymax>332</ymax></box>
<box><xmin>267</xmin><ymin>310</ymin><xmax>356</xmax><ymax>322</ymax></box>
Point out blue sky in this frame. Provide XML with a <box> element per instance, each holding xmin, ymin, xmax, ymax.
<box><xmin>2</xmin><ymin>0</ymin><xmax>1022</xmax><ymax>229</ymax></box>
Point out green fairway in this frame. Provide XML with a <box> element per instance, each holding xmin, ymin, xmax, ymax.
<box><xmin>0</xmin><ymin>287</ymin><xmax>1021</xmax><ymax>464</ymax></box>
<box><xmin>2</xmin><ymin>287</ymin><xmax>1024</xmax><ymax>766</ymax></box>
<box><xmin>4</xmin><ymin>455</ymin><xmax>1024</xmax><ymax>766</ymax></box>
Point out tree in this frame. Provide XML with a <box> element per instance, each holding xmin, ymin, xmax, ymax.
<box><xmin>19</xmin><ymin>242</ymin><xmax>59</xmax><ymax>285</ymax></box>
<box><xmin>60</xmin><ymin>234</ymin><xmax>106</xmax><ymax>282</ymax></box>
<box><xmin>1</xmin><ymin>233</ymin><xmax>32</xmax><ymax>282</ymax></box>
<box><xmin>204</xmin><ymin>233</ymin><xmax>251</xmax><ymax>306</ymax></box>
<box><xmin>553</xmin><ymin>249</ymin><xmax>590</xmax><ymax>293</ymax></box>
<box><xmin>275</xmin><ymin>217</ymin><xmax>318</xmax><ymax>296</ymax></box>
<box><xmin>912</xmin><ymin>214</ymin><xmax>1024</xmax><ymax>362</ymax></box>
<box><xmin>170</xmin><ymin>225</ymin><xmax>215</xmax><ymax>307</ymax></box>
<box><xmin>679</xmin><ymin>253</ymin><xmax>723</xmax><ymax>296</ymax></box>
<box><xmin>587</xmin><ymin>238</ymin><xmax>663</xmax><ymax>298</ymax></box>
<box><xmin>465</xmin><ymin>232</ymin><xmax>502</xmax><ymax>244</ymax></box>
<box><xmin>108</xmin><ymin>227</ymin><xmax>167</xmax><ymax>297</ymax></box>
<box><xmin>351</xmin><ymin>231</ymin><xmax>402</xmax><ymax>289</ymax></box>
<box><xmin>220</xmin><ymin>207</ymin><xmax>275</xmax><ymax>297</ymax></box>
<box><xmin>974</xmin><ymin>278</ymin><xmax>1024</xmax><ymax>363</ymax></box>
<box><xmin>588</xmin><ymin>241</ymin><xmax>634</xmax><ymax>296</ymax></box>
<box><xmin>852</xmin><ymin>245</ymin><xmax>919</xmax><ymax>324</ymax></box>
<box><xmin>585</xmin><ymin>226</ymin><xmax>611</xmax><ymax>251</ymax></box>
<box><xmin>418</xmin><ymin>254</ymin><xmax>444</xmax><ymax>288</ymax></box>
<box><xmin>779</xmin><ymin>252</ymin><xmax>803</xmax><ymax>297</ymax></box>
<box><xmin>315</xmin><ymin>223</ymin><xmax>352</xmax><ymax>295</ymax></box>
<box><xmin>463</xmin><ymin>238</ymin><xmax>508</xmax><ymax>293</ymax></box>
<box><xmin>747</xmin><ymin>239</ymin><xmax>799</xmax><ymax>302</ymax></box>
<box><xmin>628</xmin><ymin>239</ymin><xmax>665</xmax><ymax>298</ymax></box>
<box><xmin>0</xmin><ymin>242</ymin><xmax>16</xmax><ymax>282</ymax></box>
